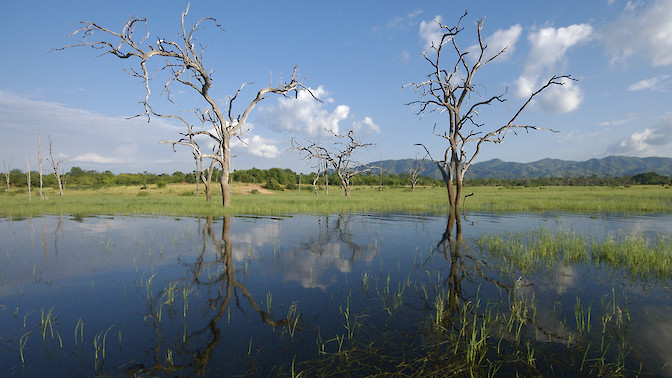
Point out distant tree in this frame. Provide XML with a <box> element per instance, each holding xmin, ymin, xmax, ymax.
<box><xmin>291</xmin><ymin>130</ymin><xmax>375</xmax><ymax>196</ymax></box>
<box><xmin>37</xmin><ymin>134</ymin><xmax>46</xmax><ymax>200</ymax></box>
<box><xmin>25</xmin><ymin>157</ymin><xmax>31</xmax><ymax>202</ymax></box>
<box><xmin>632</xmin><ymin>171</ymin><xmax>669</xmax><ymax>185</ymax></box>
<box><xmin>60</xmin><ymin>5</ymin><xmax>312</xmax><ymax>207</ymax></box>
<box><xmin>406</xmin><ymin>11</ymin><xmax>572</xmax><ymax>218</ymax></box>
<box><xmin>408</xmin><ymin>153</ymin><xmax>427</xmax><ymax>191</ymax></box>
<box><xmin>47</xmin><ymin>137</ymin><xmax>65</xmax><ymax>196</ymax></box>
<box><xmin>2</xmin><ymin>159</ymin><xmax>11</xmax><ymax>192</ymax></box>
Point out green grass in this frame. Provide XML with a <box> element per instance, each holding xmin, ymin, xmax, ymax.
<box><xmin>479</xmin><ymin>228</ymin><xmax>672</xmax><ymax>281</ymax></box>
<box><xmin>1</xmin><ymin>184</ymin><xmax>671</xmax><ymax>217</ymax></box>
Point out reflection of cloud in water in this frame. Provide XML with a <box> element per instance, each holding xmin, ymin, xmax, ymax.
<box><xmin>281</xmin><ymin>242</ymin><xmax>352</xmax><ymax>290</ymax></box>
<box><xmin>637</xmin><ymin>306</ymin><xmax>672</xmax><ymax>377</ymax></box>
<box><xmin>230</xmin><ymin>222</ymin><xmax>281</xmax><ymax>261</ymax></box>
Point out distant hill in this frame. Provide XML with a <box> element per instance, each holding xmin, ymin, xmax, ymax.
<box><xmin>366</xmin><ymin>156</ymin><xmax>672</xmax><ymax>180</ymax></box>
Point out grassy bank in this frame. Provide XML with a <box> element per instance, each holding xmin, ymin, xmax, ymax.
<box><xmin>1</xmin><ymin>183</ymin><xmax>671</xmax><ymax>216</ymax></box>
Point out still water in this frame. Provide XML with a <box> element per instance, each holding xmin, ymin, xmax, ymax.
<box><xmin>0</xmin><ymin>213</ymin><xmax>671</xmax><ymax>376</ymax></box>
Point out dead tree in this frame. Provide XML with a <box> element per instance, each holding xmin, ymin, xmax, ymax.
<box><xmin>405</xmin><ymin>11</ymin><xmax>571</xmax><ymax>218</ymax></box>
<box><xmin>47</xmin><ymin>137</ymin><xmax>64</xmax><ymax>196</ymax></box>
<box><xmin>409</xmin><ymin>153</ymin><xmax>427</xmax><ymax>191</ymax></box>
<box><xmin>59</xmin><ymin>5</ymin><xmax>311</xmax><ymax>207</ymax></box>
<box><xmin>3</xmin><ymin>159</ymin><xmax>11</xmax><ymax>192</ymax></box>
<box><xmin>38</xmin><ymin>133</ymin><xmax>46</xmax><ymax>200</ymax></box>
<box><xmin>291</xmin><ymin>130</ymin><xmax>374</xmax><ymax>196</ymax></box>
<box><xmin>25</xmin><ymin>157</ymin><xmax>31</xmax><ymax>202</ymax></box>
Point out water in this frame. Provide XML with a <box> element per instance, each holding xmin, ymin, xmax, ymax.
<box><xmin>0</xmin><ymin>213</ymin><xmax>670</xmax><ymax>376</ymax></box>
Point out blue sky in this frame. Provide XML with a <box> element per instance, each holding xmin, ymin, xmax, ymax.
<box><xmin>1</xmin><ymin>0</ymin><xmax>671</xmax><ymax>174</ymax></box>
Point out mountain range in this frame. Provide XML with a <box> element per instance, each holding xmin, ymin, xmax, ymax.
<box><xmin>368</xmin><ymin>156</ymin><xmax>672</xmax><ymax>180</ymax></box>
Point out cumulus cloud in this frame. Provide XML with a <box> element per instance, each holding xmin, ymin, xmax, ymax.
<box><xmin>261</xmin><ymin>86</ymin><xmax>378</xmax><ymax>138</ymax></box>
<box><xmin>231</xmin><ymin>134</ymin><xmax>280</xmax><ymax>158</ymax></box>
<box><xmin>536</xmin><ymin>77</ymin><xmax>584</xmax><ymax>114</ymax></box>
<box><xmin>628</xmin><ymin>75</ymin><xmax>671</xmax><ymax>91</ymax></box>
<box><xmin>602</xmin><ymin>0</ymin><xmax>672</xmax><ymax>67</ymax></box>
<box><xmin>352</xmin><ymin>116</ymin><xmax>381</xmax><ymax>134</ymax></box>
<box><xmin>607</xmin><ymin>117</ymin><xmax>672</xmax><ymax>155</ymax></box>
<box><xmin>515</xmin><ymin>24</ymin><xmax>592</xmax><ymax>113</ymax></box>
<box><xmin>419</xmin><ymin>15</ymin><xmax>444</xmax><ymax>50</ymax></box>
<box><xmin>470</xmin><ymin>24</ymin><xmax>523</xmax><ymax>62</ymax></box>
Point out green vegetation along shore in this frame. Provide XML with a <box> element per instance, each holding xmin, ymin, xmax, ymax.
<box><xmin>2</xmin><ymin>184</ymin><xmax>671</xmax><ymax>217</ymax></box>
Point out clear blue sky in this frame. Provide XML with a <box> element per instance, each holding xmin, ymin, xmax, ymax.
<box><xmin>2</xmin><ymin>0</ymin><xmax>671</xmax><ymax>174</ymax></box>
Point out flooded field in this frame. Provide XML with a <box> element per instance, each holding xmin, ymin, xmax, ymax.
<box><xmin>1</xmin><ymin>212</ymin><xmax>671</xmax><ymax>376</ymax></box>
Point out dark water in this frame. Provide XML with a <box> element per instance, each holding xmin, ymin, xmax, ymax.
<box><xmin>0</xmin><ymin>213</ymin><xmax>671</xmax><ymax>376</ymax></box>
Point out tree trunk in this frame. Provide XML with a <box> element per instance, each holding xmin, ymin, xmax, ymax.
<box><xmin>2</xmin><ymin>159</ymin><xmax>10</xmax><ymax>193</ymax></box>
<box><xmin>26</xmin><ymin>157</ymin><xmax>31</xmax><ymax>202</ymax></box>
<box><xmin>38</xmin><ymin>134</ymin><xmax>46</xmax><ymax>200</ymax></box>
<box><xmin>220</xmin><ymin>136</ymin><xmax>231</xmax><ymax>207</ymax></box>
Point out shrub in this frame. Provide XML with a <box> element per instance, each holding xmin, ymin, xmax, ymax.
<box><xmin>263</xmin><ymin>178</ymin><xmax>284</xmax><ymax>191</ymax></box>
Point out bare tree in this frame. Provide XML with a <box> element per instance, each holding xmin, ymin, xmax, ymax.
<box><xmin>291</xmin><ymin>130</ymin><xmax>374</xmax><ymax>196</ymax></box>
<box><xmin>405</xmin><ymin>11</ymin><xmax>572</xmax><ymax>217</ymax></box>
<box><xmin>59</xmin><ymin>5</ymin><xmax>311</xmax><ymax>207</ymax></box>
<box><xmin>2</xmin><ymin>159</ymin><xmax>11</xmax><ymax>193</ymax></box>
<box><xmin>409</xmin><ymin>153</ymin><xmax>427</xmax><ymax>191</ymax></box>
<box><xmin>47</xmin><ymin>137</ymin><xmax>65</xmax><ymax>196</ymax></box>
<box><xmin>25</xmin><ymin>157</ymin><xmax>31</xmax><ymax>202</ymax></box>
<box><xmin>38</xmin><ymin>133</ymin><xmax>46</xmax><ymax>200</ymax></box>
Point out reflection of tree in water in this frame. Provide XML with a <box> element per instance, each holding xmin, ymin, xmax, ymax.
<box><xmin>418</xmin><ymin>214</ymin><xmax>635</xmax><ymax>376</ymax></box>
<box><xmin>131</xmin><ymin>216</ymin><xmax>292</xmax><ymax>376</ymax></box>
<box><xmin>282</xmin><ymin>213</ymin><xmax>378</xmax><ymax>289</ymax></box>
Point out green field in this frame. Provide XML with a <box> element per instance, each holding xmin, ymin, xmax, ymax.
<box><xmin>2</xmin><ymin>183</ymin><xmax>671</xmax><ymax>216</ymax></box>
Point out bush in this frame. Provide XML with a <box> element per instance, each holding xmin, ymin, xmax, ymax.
<box><xmin>263</xmin><ymin>178</ymin><xmax>284</xmax><ymax>191</ymax></box>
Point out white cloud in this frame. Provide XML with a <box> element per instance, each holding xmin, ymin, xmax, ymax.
<box><xmin>231</xmin><ymin>134</ymin><xmax>279</xmax><ymax>158</ymax></box>
<box><xmin>71</xmin><ymin>152</ymin><xmax>126</xmax><ymax>164</ymax></box>
<box><xmin>0</xmin><ymin>90</ymin><xmax>191</xmax><ymax>172</ymax></box>
<box><xmin>471</xmin><ymin>24</ymin><xmax>523</xmax><ymax>62</ymax></box>
<box><xmin>419</xmin><ymin>15</ymin><xmax>444</xmax><ymax>50</ymax></box>
<box><xmin>384</xmin><ymin>9</ymin><xmax>423</xmax><ymax>31</ymax></box>
<box><xmin>602</xmin><ymin>0</ymin><xmax>672</xmax><ymax>67</ymax></box>
<box><xmin>607</xmin><ymin>116</ymin><xmax>672</xmax><ymax>155</ymax></box>
<box><xmin>515</xmin><ymin>24</ymin><xmax>592</xmax><ymax>113</ymax></box>
<box><xmin>261</xmin><ymin>86</ymin><xmax>351</xmax><ymax>137</ymax></box>
<box><xmin>599</xmin><ymin>113</ymin><xmax>637</xmax><ymax>126</ymax></box>
<box><xmin>537</xmin><ymin>77</ymin><xmax>584</xmax><ymax>114</ymax></box>
<box><xmin>628</xmin><ymin>75</ymin><xmax>671</xmax><ymax>91</ymax></box>
<box><xmin>356</xmin><ymin>116</ymin><xmax>381</xmax><ymax>134</ymax></box>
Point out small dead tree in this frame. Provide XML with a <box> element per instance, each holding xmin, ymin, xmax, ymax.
<box><xmin>59</xmin><ymin>5</ymin><xmax>311</xmax><ymax>207</ymax></box>
<box><xmin>3</xmin><ymin>159</ymin><xmax>11</xmax><ymax>192</ymax></box>
<box><xmin>405</xmin><ymin>11</ymin><xmax>571</xmax><ymax>217</ymax></box>
<box><xmin>47</xmin><ymin>137</ymin><xmax>65</xmax><ymax>196</ymax></box>
<box><xmin>409</xmin><ymin>153</ymin><xmax>427</xmax><ymax>191</ymax></box>
<box><xmin>291</xmin><ymin>130</ymin><xmax>374</xmax><ymax>196</ymax></box>
<box><xmin>25</xmin><ymin>157</ymin><xmax>31</xmax><ymax>202</ymax></box>
<box><xmin>38</xmin><ymin>133</ymin><xmax>46</xmax><ymax>200</ymax></box>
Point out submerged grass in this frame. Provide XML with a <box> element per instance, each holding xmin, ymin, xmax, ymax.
<box><xmin>479</xmin><ymin>228</ymin><xmax>672</xmax><ymax>281</ymax></box>
<box><xmin>2</xmin><ymin>184</ymin><xmax>671</xmax><ymax>217</ymax></box>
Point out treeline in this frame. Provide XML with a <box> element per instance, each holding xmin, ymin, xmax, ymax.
<box><xmin>466</xmin><ymin>171</ymin><xmax>671</xmax><ymax>187</ymax></box>
<box><xmin>3</xmin><ymin>166</ymin><xmax>670</xmax><ymax>192</ymax></box>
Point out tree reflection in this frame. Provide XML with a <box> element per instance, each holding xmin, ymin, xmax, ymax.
<box><xmin>133</xmin><ymin>216</ymin><xmax>292</xmax><ymax>376</ymax></box>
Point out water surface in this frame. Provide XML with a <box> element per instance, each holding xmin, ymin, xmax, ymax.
<box><xmin>1</xmin><ymin>213</ymin><xmax>670</xmax><ymax>376</ymax></box>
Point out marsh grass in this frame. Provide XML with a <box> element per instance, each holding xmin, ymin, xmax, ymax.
<box><xmin>2</xmin><ymin>184</ymin><xmax>671</xmax><ymax>217</ymax></box>
<box><xmin>479</xmin><ymin>228</ymin><xmax>672</xmax><ymax>281</ymax></box>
